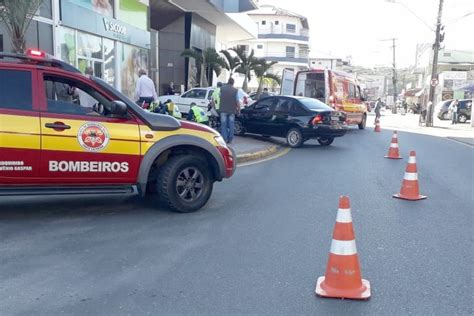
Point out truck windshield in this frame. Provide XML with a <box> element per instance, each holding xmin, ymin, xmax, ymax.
<box><xmin>299</xmin><ymin>98</ymin><xmax>333</xmax><ymax>111</ymax></box>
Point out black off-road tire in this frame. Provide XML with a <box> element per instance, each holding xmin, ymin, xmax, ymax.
<box><xmin>286</xmin><ymin>128</ymin><xmax>303</xmax><ymax>148</ymax></box>
<box><xmin>155</xmin><ymin>155</ymin><xmax>213</xmax><ymax>213</ymax></box>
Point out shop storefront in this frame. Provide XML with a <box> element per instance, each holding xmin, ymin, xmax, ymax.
<box><xmin>56</xmin><ymin>0</ymin><xmax>150</xmax><ymax>98</ymax></box>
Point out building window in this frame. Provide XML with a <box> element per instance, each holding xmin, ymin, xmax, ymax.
<box><xmin>238</xmin><ymin>45</ymin><xmax>249</xmax><ymax>54</ymax></box>
<box><xmin>261</xmin><ymin>20</ymin><xmax>266</xmax><ymax>25</ymax></box>
<box><xmin>286</xmin><ymin>23</ymin><xmax>296</xmax><ymax>33</ymax></box>
<box><xmin>286</xmin><ymin>46</ymin><xmax>295</xmax><ymax>58</ymax></box>
<box><xmin>275</xmin><ymin>21</ymin><xmax>279</xmax><ymax>25</ymax></box>
<box><xmin>257</xmin><ymin>44</ymin><xmax>263</xmax><ymax>49</ymax></box>
<box><xmin>56</xmin><ymin>27</ymin><xmax>76</xmax><ymax>66</ymax></box>
<box><xmin>0</xmin><ymin>70</ymin><xmax>32</xmax><ymax>111</ymax></box>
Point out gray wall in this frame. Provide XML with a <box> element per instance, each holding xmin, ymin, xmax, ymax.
<box><xmin>157</xmin><ymin>16</ymin><xmax>186</xmax><ymax>95</ymax></box>
<box><xmin>156</xmin><ymin>13</ymin><xmax>217</xmax><ymax>94</ymax></box>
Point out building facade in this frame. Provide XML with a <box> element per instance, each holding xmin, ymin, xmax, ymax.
<box><xmin>0</xmin><ymin>0</ymin><xmax>150</xmax><ymax>99</ymax></box>
<box><xmin>150</xmin><ymin>0</ymin><xmax>257</xmax><ymax>94</ymax></box>
<box><xmin>229</xmin><ymin>5</ymin><xmax>310</xmax><ymax>91</ymax></box>
<box><xmin>415</xmin><ymin>48</ymin><xmax>474</xmax><ymax>103</ymax></box>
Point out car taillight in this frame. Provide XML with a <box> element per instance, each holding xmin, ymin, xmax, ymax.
<box><xmin>311</xmin><ymin>114</ymin><xmax>323</xmax><ymax>125</ymax></box>
<box><xmin>26</xmin><ymin>48</ymin><xmax>46</xmax><ymax>58</ymax></box>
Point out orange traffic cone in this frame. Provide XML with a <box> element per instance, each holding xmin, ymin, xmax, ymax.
<box><xmin>374</xmin><ymin>119</ymin><xmax>381</xmax><ymax>132</ymax></box>
<box><xmin>393</xmin><ymin>151</ymin><xmax>427</xmax><ymax>201</ymax></box>
<box><xmin>384</xmin><ymin>131</ymin><xmax>403</xmax><ymax>159</ymax></box>
<box><xmin>315</xmin><ymin>196</ymin><xmax>371</xmax><ymax>300</ymax></box>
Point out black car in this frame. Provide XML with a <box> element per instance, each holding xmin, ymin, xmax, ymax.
<box><xmin>235</xmin><ymin>96</ymin><xmax>347</xmax><ymax>147</ymax></box>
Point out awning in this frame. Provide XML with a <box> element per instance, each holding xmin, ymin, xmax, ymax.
<box><xmin>404</xmin><ymin>88</ymin><xmax>424</xmax><ymax>97</ymax></box>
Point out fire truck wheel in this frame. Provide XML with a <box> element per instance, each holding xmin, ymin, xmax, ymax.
<box><xmin>358</xmin><ymin>114</ymin><xmax>367</xmax><ymax>130</ymax></box>
<box><xmin>156</xmin><ymin>155</ymin><xmax>213</xmax><ymax>213</ymax></box>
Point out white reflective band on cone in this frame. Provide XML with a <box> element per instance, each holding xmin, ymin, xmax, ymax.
<box><xmin>390</xmin><ymin>143</ymin><xmax>398</xmax><ymax>148</ymax></box>
<box><xmin>408</xmin><ymin>156</ymin><xmax>416</xmax><ymax>164</ymax></box>
<box><xmin>336</xmin><ymin>208</ymin><xmax>352</xmax><ymax>223</ymax></box>
<box><xmin>393</xmin><ymin>133</ymin><xmax>398</xmax><ymax>138</ymax></box>
<box><xmin>330</xmin><ymin>239</ymin><xmax>357</xmax><ymax>256</ymax></box>
<box><xmin>404</xmin><ymin>172</ymin><xmax>418</xmax><ymax>181</ymax></box>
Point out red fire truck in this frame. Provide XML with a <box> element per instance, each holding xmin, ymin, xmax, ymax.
<box><xmin>282</xmin><ymin>68</ymin><xmax>368</xmax><ymax>129</ymax></box>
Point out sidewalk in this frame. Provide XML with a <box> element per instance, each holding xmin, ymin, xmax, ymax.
<box><xmin>370</xmin><ymin>110</ymin><xmax>473</xmax><ymax>146</ymax></box>
<box><xmin>231</xmin><ymin>136</ymin><xmax>283</xmax><ymax>163</ymax></box>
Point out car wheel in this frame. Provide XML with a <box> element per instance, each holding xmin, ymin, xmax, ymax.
<box><xmin>358</xmin><ymin>114</ymin><xmax>367</xmax><ymax>130</ymax></box>
<box><xmin>318</xmin><ymin>137</ymin><xmax>334</xmax><ymax>146</ymax></box>
<box><xmin>156</xmin><ymin>155</ymin><xmax>213</xmax><ymax>213</ymax></box>
<box><xmin>442</xmin><ymin>112</ymin><xmax>449</xmax><ymax>120</ymax></box>
<box><xmin>458</xmin><ymin>114</ymin><xmax>468</xmax><ymax>123</ymax></box>
<box><xmin>286</xmin><ymin>128</ymin><xmax>303</xmax><ymax>148</ymax></box>
<box><xmin>234</xmin><ymin>120</ymin><xmax>245</xmax><ymax>136</ymax></box>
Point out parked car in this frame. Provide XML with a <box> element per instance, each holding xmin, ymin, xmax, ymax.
<box><xmin>435</xmin><ymin>100</ymin><xmax>454</xmax><ymax>120</ymax></box>
<box><xmin>248</xmin><ymin>91</ymin><xmax>276</xmax><ymax>101</ymax></box>
<box><xmin>436</xmin><ymin>99</ymin><xmax>472</xmax><ymax>123</ymax></box>
<box><xmin>158</xmin><ymin>87</ymin><xmax>214</xmax><ymax>114</ymax></box>
<box><xmin>235</xmin><ymin>96</ymin><xmax>347</xmax><ymax>148</ymax></box>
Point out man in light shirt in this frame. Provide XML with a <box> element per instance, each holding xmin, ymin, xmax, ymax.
<box><xmin>135</xmin><ymin>69</ymin><xmax>157</xmax><ymax>106</ymax></box>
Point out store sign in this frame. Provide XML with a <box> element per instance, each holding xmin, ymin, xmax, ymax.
<box><xmin>103</xmin><ymin>18</ymin><xmax>127</xmax><ymax>35</ymax></box>
<box><xmin>442</xmin><ymin>71</ymin><xmax>467</xmax><ymax>80</ymax></box>
<box><xmin>61</xmin><ymin>1</ymin><xmax>150</xmax><ymax>49</ymax></box>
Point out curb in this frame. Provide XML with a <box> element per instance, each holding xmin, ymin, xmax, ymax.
<box><xmin>236</xmin><ymin>144</ymin><xmax>280</xmax><ymax>164</ymax></box>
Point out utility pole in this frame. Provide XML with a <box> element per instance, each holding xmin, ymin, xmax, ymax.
<box><xmin>391</xmin><ymin>38</ymin><xmax>397</xmax><ymax>113</ymax></box>
<box><xmin>426</xmin><ymin>0</ymin><xmax>444</xmax><ymax>127</ymax></box>
<box><xmin>380</xmin><ymin>38</ymin><xmax>397</xmax><ymax>112</ymax></box>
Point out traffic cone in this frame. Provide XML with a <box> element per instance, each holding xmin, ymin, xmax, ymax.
<box><xmin>393</xmin><ymin>151</ymin><xmax>427</xmax><ymax>201</ymax></box>
<box><xmin>384</xmin><ymin>131</ymin><xmax>403</xmax><ymax>159</ymax></box>
<box><xmin>315</xmin><ymin>196</ymin><xmax>371</xmax><ymax>300</ymax></box>
<box><xmin>374</xmin><ymin>119</ymin><xmax>381</xmax><ymax>132</ymax></box>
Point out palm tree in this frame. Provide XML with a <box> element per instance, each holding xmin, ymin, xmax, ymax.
<box><xmin>230</xmin><ymin>46</ymin><xmax>259</xmax><ymax>93</ymax></box>
<box><xmin>181</xmin><ymin>47</ymin><xmax>226</xmax><ymax>87</ymax></box>
<box><xmin>254</xmin><ymin>59</ymin><xmax>281</xmax><ymax>99</ymax></box>
<box><xmin>0</xmin><ymin>0</ymin><xmax>43</xmax><ymax>53</ymax></box>
<box><xmin>220</xmin><ymin>50</ymin><xmax>240</xmax><ymax>78</ymax></box>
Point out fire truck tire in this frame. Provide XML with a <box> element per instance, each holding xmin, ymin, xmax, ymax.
<box><xmin>358</xmin><ymin>114</ymin><xmax>367</xmax><ymax>130</ymax></box>
<box><xmin>155</xmin><ymin>155</ymin><xmax>213</xmax><ymax>213</ymax></box>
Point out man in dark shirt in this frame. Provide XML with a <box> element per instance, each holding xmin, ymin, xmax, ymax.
<box><xmin>219</xmin><ymin>78</ymin><xmax>240</xmax><ymax>144</ymax></box>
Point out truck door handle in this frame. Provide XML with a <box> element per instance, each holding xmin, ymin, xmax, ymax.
<box><xmin>45</xmin><ymin>122</ymin><xmax>71</xmax><ymax>130</ymax></box>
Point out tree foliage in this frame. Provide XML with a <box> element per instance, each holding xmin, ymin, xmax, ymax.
<box><xmin>181</xmin><ymin>47</ymin><xmax>226</xmax><ymax>87</ymax></box>
<box><xmin>254</xmin><ymin>59</ymin><xmax>280</xmax><ymax>98</ymax></box>
<box><xmin>0</xmin><ymin>0</ymin><xmax>43</xmax><ymax>53</ymax></box>
<box><xmin>230</xmin><ymin>46</ymin><xmax>260</xmax><ymax>93</ymax></box>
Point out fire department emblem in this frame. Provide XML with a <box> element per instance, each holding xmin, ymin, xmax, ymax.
<box><xmin>77</xmin><ymin>122</ymin><xmax>109</xmax><ymax>152</ymax></box>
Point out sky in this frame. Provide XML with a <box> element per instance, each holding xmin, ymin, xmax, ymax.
<box><xmin>258</xmin><ymin>0</ymin><xmax>474</xmax><ymax>68</ymax></box>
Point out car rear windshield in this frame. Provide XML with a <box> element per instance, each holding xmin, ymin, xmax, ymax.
<box><xmin>299</xmin><ymin>98</ymin><xmax>332</xmax><ymax>111</ymax></box>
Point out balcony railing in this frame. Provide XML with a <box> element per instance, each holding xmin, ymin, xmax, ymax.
<box><xmin>257</xmin><ymin>27</ymin><xmax>310</xmax><ymax>42</ymax></box>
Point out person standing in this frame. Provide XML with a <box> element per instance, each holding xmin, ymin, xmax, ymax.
<box><xmin>211</xmin><ymin>82</ymin><xmax>222</xmax><ymax>112</ymax></box>
<box><xmin>259</xmin><ymin>87</ymin><xmax>271</xmax><ymax>100</ymax></box>
<box><xmin>166</xmin><ymin>81</ymin><xmax>175</xmax><ymax>95</ymax></box>
<box><xmin>135</xmin><ymin>69</ymin><xmax>157</xmax><ymax>106</ymax></box>
<box><xmin>374</xmin><ymin>97</ymin><xmax>382</xmax><ymax>123</ymax></box>
<box><xmin>449</xmin><ymin>99</ymin><xmax>459</xmax><ymax>125</ymax></box>
<box><xmin>219</xmin><ymin>78</ymin><xmax>239</xmax><ymax>144</ymax></box>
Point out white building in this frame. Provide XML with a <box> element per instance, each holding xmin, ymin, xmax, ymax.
<box><xmin>227</xmin><ymin>4</ymin><xmax>310</xmax><ymax>91</ymax></box>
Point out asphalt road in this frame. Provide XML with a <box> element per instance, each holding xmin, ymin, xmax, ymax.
<box><xmin>1</xmin><ymin>126</ymin><xmax>472</xmax><ymax>315</ymax></box>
